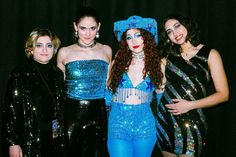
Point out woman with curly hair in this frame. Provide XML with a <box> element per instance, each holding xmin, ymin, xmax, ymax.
<box><xmin>156</xmin><ymin>14</ymin><xmax>229</xmax><ymax>157</ymax></box>
<box><xmin>106</xmin><ymin>15</ymin><xmax>165</xmax><ymax>157</ymax></box>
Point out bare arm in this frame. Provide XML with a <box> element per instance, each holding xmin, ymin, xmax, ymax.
<box><xmin>57</xmin><ymin>48</ymin><xmax>66</xmax><ymax>79</ymax></box>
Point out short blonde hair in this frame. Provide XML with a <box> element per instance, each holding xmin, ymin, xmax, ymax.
<box><xmin>25</xmin><ymin>28</ymin><xmax>61</xmax><ymax>58</ymax></box>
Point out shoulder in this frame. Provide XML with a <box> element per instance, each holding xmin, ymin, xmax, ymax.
<box><xmin>99</xmin><ymin>43</ymin><xmax>112</xmax><ymax>55</ymax></box>
<box><xmin>97</xmin><ymin>43</ymin><xmax>112</xmax><ymax>62</ymax></box>
<box><xmin>58</xmin><ymin>44</ymin><xmax>77</xmax><ymax>56</ymax></box>
<box><xmin>209</xmin><ymin>48</ymin><xmax>221</xmax><ymax>60</ymax></box>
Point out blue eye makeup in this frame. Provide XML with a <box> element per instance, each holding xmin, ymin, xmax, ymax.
<box><xmin>126</xmin><ymin>32</ymin><xmax>142</xmax><ymax>40</ymax></box>
<box><xmin>134</xmin><ymin>32</ymin><xmax>142</xmax><ymax>38</ymax></box>
<box><xmin>126</xmin><ymin>35</ymin><xmax>132</xmax><ymax>40</ymax></box>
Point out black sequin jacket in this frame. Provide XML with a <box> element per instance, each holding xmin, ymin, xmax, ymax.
<box><xmin>2</xmin><ymin>59</ymin><xmax>65</xmax><ymax>157</ymax></box>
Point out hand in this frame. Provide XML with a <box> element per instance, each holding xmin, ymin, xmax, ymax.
<box><xmin>9</xmin><ymin>145</ymin><xmax>23</xmax><ymax>157</ymax></box>
<box><xmin>165</xmin><ymin>99</ymin><xmax>194</xmax><ymax>115</ymax></box>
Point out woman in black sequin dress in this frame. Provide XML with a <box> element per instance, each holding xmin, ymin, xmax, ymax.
<box><xmin>155</xmin><ymin>14</ymin><xmax>229</xmax><ymax>157</ymax></box>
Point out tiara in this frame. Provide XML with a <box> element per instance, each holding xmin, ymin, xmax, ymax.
<box><xmin>114</xmin><ymin>15</ymin><xmax>158</xmax><ymax>44</ymax></box>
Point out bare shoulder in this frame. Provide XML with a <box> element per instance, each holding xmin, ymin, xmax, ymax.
<box><xmin>208</xmin><ymin>48</ymin><xmax>222</xmax><ymax>62</ymax></box>
<box><xmin>100</xmin><ymin>43</ymin><xmax>112</xmax><ymax>55</ymax></box>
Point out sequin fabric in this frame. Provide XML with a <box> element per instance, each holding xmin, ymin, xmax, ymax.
<box><xmin>1</xmin><ymin>60</ymin><xmax>65</xmax><ymax>157</ymax></box>
<box><xmin>108</xmin><ymin>73</ymin><xmax>156</xmax><ymax>140</ymax></box>
<box><xmin>155</xmin><ymin>46</ymin><xmax>211</xmax><ymax>157</ymax></box>
<box><xmin>65</xmin><ymin>60</ymin><xmax>108</xmax><ymax>100</ymax></box>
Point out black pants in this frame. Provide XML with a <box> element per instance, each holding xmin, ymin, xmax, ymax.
<box><xmin>64</xmin><ymin>98</ymin><xmax>108</xmax><ymax>157</ymax></box>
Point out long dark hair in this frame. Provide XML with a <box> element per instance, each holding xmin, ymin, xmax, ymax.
<box><xmin>108</xmin><ymin>29</ymin><xmax>163</xmax><ymax>93</ymax></box>
<box><xmin>158</xmin><ymin>14</ymin><xmax>201</xmax><ymax>57</ymax></box>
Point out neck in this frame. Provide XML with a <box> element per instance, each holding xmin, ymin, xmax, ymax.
<box><xmin>181</xmin><ymin>42</ymin><xmax>194</xmax><ymax>56</ymax></box>
<box><xmin>77</xmin><ymin>41</ymin><xmax>96</xmax><ymax>48</ymax></box>
<box><xmin>132</xmin><ymin>51</ymin><xmax>145</xmax><ymax>59</ymax></box>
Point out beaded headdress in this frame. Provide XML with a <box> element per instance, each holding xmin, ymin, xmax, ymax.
<box><xmin>114</xmin><ymin>15</ymin><xmax>158</xmax><ymax>44</ymax></box>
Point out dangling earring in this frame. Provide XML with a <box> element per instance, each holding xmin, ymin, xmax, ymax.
<box><xmin>75</xmin><ymin>31</ymin><xmax>78</xmax><ymax>38</ymax></box>
<box><xmin>96</xmin><ymin>32</ymin><xmax>100</xmax><ymax>38</ymax></box>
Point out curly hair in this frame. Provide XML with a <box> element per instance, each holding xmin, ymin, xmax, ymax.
<box><xmin>158</xmin><ymin>14</ymin><xmax>201</xmax><ymax>57</ymax></box>
<box><xmin>108</xmin><ymin>29</ymin><xmax>163</xmax><ymax>93</ymax></box>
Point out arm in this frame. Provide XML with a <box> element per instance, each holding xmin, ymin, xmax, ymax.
<box><xmin>2</xmin><ymin>71</ymin><xmax>24</xmax><ymax>156</ymax></box>
<box><xmin>57</xmin><ymin>47</ymin><xmax>66</xmax><ymax>80</ymax></box>
<box><xmin>155</xmin><ymin>58</ymin><xmax>167</xmax><ymax>103</ymax></box>
<box><xmin>166</xmin><ymin>49</ymin><xmax>229</xmax><ymax>115</ymax></box>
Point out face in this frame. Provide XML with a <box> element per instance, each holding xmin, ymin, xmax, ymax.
<box><xmin>126</xmin><ymin>29</ymin><xmax>144</xmax><ymax>53</ymax></box>
<box><xmin>74</xmin><ymin>16</ymin><xmax>100</xmax><ymax>45</ymax></box>
<box><xmin>31</xmin><ymin>36</ymin><xmax>54</xmax><ymax>64</ymax></box>
<box><xmin>165</xmin><ymin>19</ymin><xmax>188</xmax><ymax>45</ymax></box>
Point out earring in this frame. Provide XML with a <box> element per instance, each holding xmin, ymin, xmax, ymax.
<box><xmin>96</xmin><ymin>32</ymin><xmax>100</xmax><ymax>38</ymax></box>
<box><xmin>75</xmin><ymin>31</ymin><xmax>78</xmax><ymax>38</ymax></box>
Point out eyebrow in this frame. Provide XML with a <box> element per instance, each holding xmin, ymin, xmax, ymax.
<box><xmin>166</xmin><ymin>22</ymin><xmax>180</xmax><ymax>31</ymax></box>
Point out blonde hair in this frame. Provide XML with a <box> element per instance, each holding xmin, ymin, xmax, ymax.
<box><xmin>25</xmin><ymin>28</ymin><xmax>61</xmax><ymax>58</ymax></box>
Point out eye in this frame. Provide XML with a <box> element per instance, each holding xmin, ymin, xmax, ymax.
<box><xmin>47</xmin><ymin>43</ymin><xmax>53</xmax><ymax>48</ymax></box>
<box><xmin>79</xmin><ymin>26</ymin><xmax>86</xmax><ymax>30</ymax></box>
<box><xmin>90</xmin><ymin>26</ymin><xmax>97</xmax><ymax>30</ymax></box>
<box><xmin>174</xmin><ymin>23</ymin><xmax>181</xmax><ymax>29</ymax></box>
<box><xmin>134</xmin><ymin>32</ymin><xmax>142</xmax><ymax>38</ymax></box>
<box><xmin>166</xmin><ymin>30</ymin><xmax>171</xmax><ymax>35</ymax></box>
<box><xmin>35</xmin><ymin>43</ymin><xmax>43</xmax><ymax>48</ymax></box>
<box><xmin>126</xmin><ymin>35</ymin><xmax>132</xmax><ymax>40</ymax></box>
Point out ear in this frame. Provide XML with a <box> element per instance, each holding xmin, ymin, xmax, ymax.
<box><xmin>97</xmin><ymin>22</ymin><xmax>101</xmax><ymax>31</ymax></box>
<box><xmin>73</xmin><ymin>22</ymin><xmax>78</xmax><ymax>31</ymax></box>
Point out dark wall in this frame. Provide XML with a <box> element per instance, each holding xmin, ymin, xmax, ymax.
<box><xmin>0</xmin><ymin>0</ymin><xmax>235</xmax><ymax>156</ymax></box>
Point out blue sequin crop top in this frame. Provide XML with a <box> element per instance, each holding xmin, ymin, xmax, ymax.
<box><xmin>65</xmin><ymin>60</ymin><xmax>108</xmax><ymax>100</ymax></box>
<box><xmin>112</xmin><ymin>73</ymin><xmax>155</xmax><ymax>105</ymax></box>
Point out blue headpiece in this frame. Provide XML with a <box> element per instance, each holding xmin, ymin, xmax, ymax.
<box><xmin>114</xmin><ymin>15</ymin><xmax>158</xmax><ymax>44</ymax></box>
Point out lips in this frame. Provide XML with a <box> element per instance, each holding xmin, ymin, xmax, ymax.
<box><xmin>133</xmin><ymin>45</ymin><xmax>140</xmax><ymax>49</ymax></box>
<box><xmin>175</xmin><ymin>34</ymin><xmax>183</xmax><ymax>41</ymax></box>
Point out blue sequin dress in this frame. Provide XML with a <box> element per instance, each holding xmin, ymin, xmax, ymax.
<box><xmin>156</xmin><ymin>46</ymin><xmax>211</xmax><ymax>157</ymax></box>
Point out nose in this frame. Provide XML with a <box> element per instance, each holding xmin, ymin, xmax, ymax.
<box><xmin>85</xmin><ymin>29</ymin><xmax>91</xmax><ymax>36</ymax></box>
<box><xmin>132</xmin><ymin>38</ymin><xmax>137</xmax><ymax>44</ymax></box>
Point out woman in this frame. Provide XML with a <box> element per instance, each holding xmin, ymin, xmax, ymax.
<box><xmin>2</xmin><ymin>28</ymin><xmax>64</xmax><ymax>157</ymax></box>
<box><xmin>57</xmin><ymin>6</ymin><xmax>112</xmax><ymax>157</ymax></box>
<box><xmin>156</xmin><ymin>14</ymin><xmax>229</xmax><ymax>157</ymax></box>
<box><xmin>106</xmin><ymin>15</ymin><xmax>165</xmax><ymax>157</ymax></box>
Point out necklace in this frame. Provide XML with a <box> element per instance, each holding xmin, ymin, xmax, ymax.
<box><xmin>132</xmin><ymin>51</ymin><xmax>145</xmax><ymax>59</ymax></box>
<box><xmin>77</xmin><ymin>41</ymin><xmax>96</xmax><ymax>48</ymax></box>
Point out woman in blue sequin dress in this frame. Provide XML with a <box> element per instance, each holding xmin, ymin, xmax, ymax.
<box><xmin>57</xmin><ymin>7</ymin><xmax>112</xmax><ymax>157</ymax></box>
<box><xmin>106</xmin><ymin>15</ymin><xmax>165</xmax><ymax>157</ymax></box>
<box><xmin>155</xmin><ymin>14</ymin><xmax>229</xmax><ymax>157</ymax></box>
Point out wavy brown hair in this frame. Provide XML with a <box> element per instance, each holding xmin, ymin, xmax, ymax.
<box><xmin>108</xmin><ymin>28</ymin><xmax>163</xmax><ymax>93</ymax></box>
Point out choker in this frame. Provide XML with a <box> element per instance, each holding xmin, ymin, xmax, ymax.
<box><xmin>132</xmin><ymin>52</ymin><xmax>145</xmax><ymax>59</ymax></box>
<box><xmin>77</xmin><ymin>41</ymin><xmax>96</xmax><ymax>48</ymax></box>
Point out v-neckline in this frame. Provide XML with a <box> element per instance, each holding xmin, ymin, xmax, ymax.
<box><xmin>125</xmin><ymin>72</ymin><xmax>146</xmax><ymax>88</ymax></box>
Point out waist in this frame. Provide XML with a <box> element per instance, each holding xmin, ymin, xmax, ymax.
<box><xmin>111</xmin><ymin>102</ymin><xmax>150</xmax><ymax>111</ymax></box>
<box><xmin>66</xmin><ymin>98</ymin><xmax>105</xmax><ymax>109</ymax></box>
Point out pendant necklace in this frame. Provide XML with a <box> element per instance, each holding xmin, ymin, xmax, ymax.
<box><xmin>77</xmin><ymin>41</ymin><xmax>96</xmax><ymax>48</ymax></box>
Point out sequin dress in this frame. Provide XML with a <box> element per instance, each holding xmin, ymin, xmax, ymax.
<box><xmin>156</xmin><ymin>46</ymin><xmax>211</xmax><ymax>157</ymax></box>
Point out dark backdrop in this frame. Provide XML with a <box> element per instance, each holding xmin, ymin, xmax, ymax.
<box><xmin>0</xmin><ymin>0</ymin><xmax>235</xmax><ymax>156</ymax></box>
